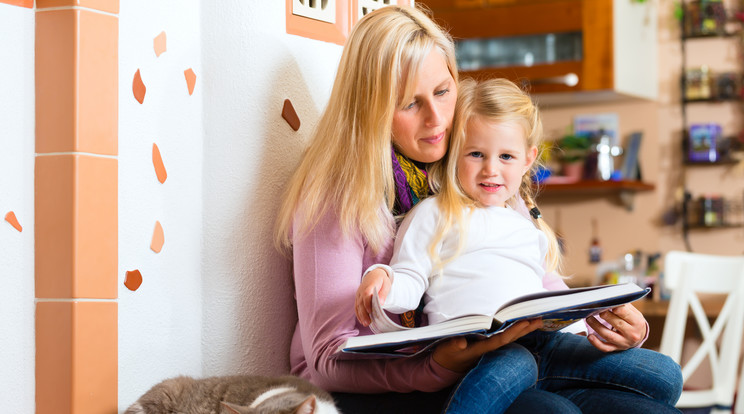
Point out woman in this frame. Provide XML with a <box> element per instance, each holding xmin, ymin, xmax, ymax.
<box><xmin>275</xmin><ymin>5</ymin><xmax>681</xmax><ymax>413</ymax></box>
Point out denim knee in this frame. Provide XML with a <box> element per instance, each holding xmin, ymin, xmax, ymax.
<box><xmin>478</xmin><ymin>343</ymin><xmax>538</xmax><ymax>388</ymax></box>
<box><xmin>651</xmin><ymin>352</ymin><xmax>683</xmax><ymax>405</ymax></box>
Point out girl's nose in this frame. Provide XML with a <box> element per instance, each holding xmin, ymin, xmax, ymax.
<box><xmin>482</xmin><ymin>159</ymin><xmax>499</xmax><ymax>176</ymax></box>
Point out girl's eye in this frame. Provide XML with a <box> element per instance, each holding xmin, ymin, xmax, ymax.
<box><xmin>500</xmin><ymin>153</ymin><xmax>514</xmax><ymax>161</ymax></box>
<box><xmin>468</xmin><ymin>151</ymin><xmax>484</xmax><ymax>158</ymax></box>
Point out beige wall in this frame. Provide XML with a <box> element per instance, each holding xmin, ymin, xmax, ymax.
<box><xmin>539</xmin><ymin>0</ymin><xmax>744</xmax><ymax>287</ymax></box>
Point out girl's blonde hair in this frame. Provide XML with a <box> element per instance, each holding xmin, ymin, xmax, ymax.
<box><xmin>274</xmin><ymin>5</ymin><xmax>458</xmax><ymax>254</ymax></box>
<box><xmin>429</xmin><ymin>78</ymin><xmax>563</xmax><ymax>273</ymax></box>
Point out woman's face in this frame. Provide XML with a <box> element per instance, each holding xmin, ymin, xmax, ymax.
<box><xmin>391</xmin><ymin>50</ymin><xmax>457</xmax><ymax>163</ymax></box>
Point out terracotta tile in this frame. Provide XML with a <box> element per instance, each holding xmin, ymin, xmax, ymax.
<box><xmin>36</xmin><ymin>302</ymin><xmax>73</xmax><ymax>413</ymax></box>
<box><xmin>37</xmin><ymin>301</ymin><xmax>117</xmax><ymax>414</ymax></box>
<box><xmin>0</xmin><ymin>0</ymin><xmax>33</xmax><ymax>7</ymax></box>
<box><xmin>36</xmin><ymin>9</ymin><xmax>118</xmax><ymax>155</ymax></box>
<box><xmin>35</xmin><ymin>155</ymin><xmax>75</xmax><ymax>298</ymax></box>
<box><xmin>36</xmin><ymin>155</ymin><xmax>118</xmax><ymax>299</ymax></box>
<box><xmin>36</xmin><ymin>0</ymin><xmax>119</xmax><ymax>14</ymax></box>
<box><xmin>285</xmin><ymin>0</ymin><xmax>348</xmax><ymax>45</ymax></box>
<box><xmin>35</xmin><ymin>10</ymin><xmax>75</xmax><ymax>154</ymax></box>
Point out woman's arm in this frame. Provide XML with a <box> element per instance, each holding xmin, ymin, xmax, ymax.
<box><xmin>292</xmin><ymin>207</ymin><xmax>462</xmax><ymax>393</ymax></box>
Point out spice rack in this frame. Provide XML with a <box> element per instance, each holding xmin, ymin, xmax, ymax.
<box><xmin>679</xmin><ymin>0</ymin><xmax>744</xmax><ymax>250</ymax></box>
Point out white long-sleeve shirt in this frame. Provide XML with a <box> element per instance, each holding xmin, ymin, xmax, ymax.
<box><xmin>383</xmin><ymin>197</ymin><xmax>550</xmax><ymax>325</ymax></box>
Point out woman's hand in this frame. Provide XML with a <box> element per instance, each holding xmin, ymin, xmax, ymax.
<box><xmin>585</xmin><ymin>303</ymin><xmax>647</xmax><ymax>352</ymax></box>
<box><xmin>432</xmin><ymin>319</ymin><xmax>542</xmax><ymax>373</ymax></box>
<box><xmin>355</xmin><ymin>268</ymin><xmax>392</xmax><ymax>327</ymax></box>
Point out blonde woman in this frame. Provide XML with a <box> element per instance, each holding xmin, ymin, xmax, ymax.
<box><xmin>276</xmin><ymin>6</ymin><xmax>668</xmax><ymax>414</ymax></box>
<box><xmin>356</xmin><ymin>78</ymin><xmax>683</xmax><ymax>414</ymax></box>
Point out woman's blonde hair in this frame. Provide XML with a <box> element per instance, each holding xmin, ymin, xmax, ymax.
<box><xmin>274</xmin><ymin>5</ymin><xmax>457</xmax><ymax>254</ymax></box>
<box><xmin>429</xmin><ymin>78</ymin><xmax>563</xmax><ymax>273</ymax></box>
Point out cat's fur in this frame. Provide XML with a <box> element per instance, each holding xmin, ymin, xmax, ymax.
<box><xmin>124</xmin><ymin>375</ymin><xmax>340</xmax><ymax>414</ymax></box>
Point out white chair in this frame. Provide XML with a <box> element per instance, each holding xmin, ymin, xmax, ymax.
<box><xmin>658</xmin><ymin>251</ymin><xmax>744</xmax><ymax>414</ymax></box>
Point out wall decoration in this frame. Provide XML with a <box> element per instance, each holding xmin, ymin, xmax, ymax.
<box><xmin>184</xmin><ymin>68</ymin><xmax>197</xmax><ymax>96</ymax></box>
<box><xmin>124</xmin><ymin>270</ymin><xmax>143</xmax><ymax>291</ymax></box>
<box><xmin>133</xmin><ymin>69</ymin><xmax>146</xmax><ymax>104</ymax></box>
<box><xmin>4</xmin><ymin>211</ymin><xmax>22</xmax><ymax>232</ymax></box>
<box><xmin>151</xmin><ymin>221</ymin><xmax>164</xmax><ymax>253</ymax></box>
<box><xmin>282</xmin><ymin>99</ymin><xmax>301</xmax><ymax>131</ymax></box>
<box><xmin>152</xmin><ymin>143</ymin><xmax>168</xmax><ymax>183</ymax></box>
<box><xmin>153</xmin><ymin>31</ymin><xmax>167</xmax><ymax>57</ymax></box>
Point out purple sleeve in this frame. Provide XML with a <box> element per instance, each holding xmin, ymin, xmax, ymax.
<box><xmin>291</xmin><ymin>208</ymin><xmax>462</xmax><ymax>393</ymax></box>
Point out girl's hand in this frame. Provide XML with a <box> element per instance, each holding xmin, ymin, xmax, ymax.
<box><xmin>585</xmin><ymin>304</ymin><xmax>647</xmax><ymax>352</ymax></box>
<box><xmin>355</xmin><ymin>268</ymin><xmax>392</xmax><ymax>327</ymax></box>
<box><xmin>432</xmin><ymin>319</ymin><xmax>542</xmax><ymax>373</ymax></box>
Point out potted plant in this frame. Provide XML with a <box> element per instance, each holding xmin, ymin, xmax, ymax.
<box><xmin>555</xmin><ymin>134</ymin><xmax>591</xmax><ymax>180</ymax></box>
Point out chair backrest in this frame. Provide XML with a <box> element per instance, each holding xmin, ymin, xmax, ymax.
<box><xmin>658</xmin><ymin>251</ymin><xmax>744</xmax><ymax>412</ymax></box>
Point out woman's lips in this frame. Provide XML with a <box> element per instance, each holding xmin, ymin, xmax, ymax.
<box><xmin>420</xmin><ymin>132</ymin><xmax>444</xmax><ymax>145</ymax></box>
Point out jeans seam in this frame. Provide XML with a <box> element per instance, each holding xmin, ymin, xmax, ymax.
<box><xmin>536</xmin><ymin>376</ymin><xmax>654</xmax><ymax>400</ymax></box>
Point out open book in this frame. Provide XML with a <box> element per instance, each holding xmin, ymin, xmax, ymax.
<box><xmin>339</xmin><ymin>283</ymin><xmax>650</xmax><ymax>358</ymax></box>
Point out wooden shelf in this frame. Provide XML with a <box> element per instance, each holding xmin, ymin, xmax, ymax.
<box><xmin>537</xmin><ymin>180</ymin><xmax>655</xmax><ymax>195</ymax></box>
<box><xmin>683</xmin><ymin>159</ymin><xmax>740</xmax><ymax>166</ymax></box>
<box><xmin>535</xmin><ymin>180</ymin><xmax>655</xmax><ymax>211</ymax></box>
<box><xmin>682</xmin><ymin>32</ymin><xmax>739</xmax><ymax>40</ymax></box>
<box><xmin>682</xmin><ymin>97</ymin><xmax>742</xmax><ymax>104</ymax></box>
<box><xmin>684</xmin><ymin>223</ymin><xmax>744</xmax><ymax>230</ymax></box>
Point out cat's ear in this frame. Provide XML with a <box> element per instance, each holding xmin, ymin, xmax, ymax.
<box><xmin>220</xmin><ymin>401</ymin><xmax>249</xmax><ymax>414</ymax></box>
<box><xmin>295</xmin><ymin>395</ymin><xmax>317</xmax><ymax>414</ymax></box>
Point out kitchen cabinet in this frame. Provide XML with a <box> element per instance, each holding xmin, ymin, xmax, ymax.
<box><xmin>421</xmin><ymin>0</ymin><xmax>658</xmax><ymax>106</ymax></box>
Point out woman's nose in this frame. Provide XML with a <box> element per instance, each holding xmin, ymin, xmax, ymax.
<box><xmin>424</xmin><ymin>101</ymin><xmax>443</xmax><ymax>127</ymax></box>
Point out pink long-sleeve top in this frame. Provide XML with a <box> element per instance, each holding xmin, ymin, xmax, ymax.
<box><xmin>287</xmin><ymin>206</ymin><xmax>579</xmax><ymax>393</ymax></box>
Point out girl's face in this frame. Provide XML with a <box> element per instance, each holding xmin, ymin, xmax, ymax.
<box><xmin>391</xmin><ymin>50</ymin><xmax>456</xmax><ymax>163</ymax></box>
<box><xmin>457</xmin><ymin>117</ymin><xmax>537</xmax><ymax>208</ymax></box>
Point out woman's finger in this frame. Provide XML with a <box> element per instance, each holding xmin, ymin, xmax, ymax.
<box><xmin>466</xmin><ymin>319</ymin><xmax>541</xmax><ymax>355</ymax></box>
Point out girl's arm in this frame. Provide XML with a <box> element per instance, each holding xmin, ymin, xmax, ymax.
<box><xmin>292</xmin><ymin>208</ymin><xmax>461</xmax><ymax>393</ymax></box>
<box><xmin>381</xmin><ymin>200</ymin><xmax>439</xmax><ymax>313</ymax></box>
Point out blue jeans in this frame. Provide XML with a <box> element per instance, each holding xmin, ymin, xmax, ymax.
<box><xmin>445</xmin><ymin>331</ymin><xmax>683</xmax><ymax>414</ymax></box>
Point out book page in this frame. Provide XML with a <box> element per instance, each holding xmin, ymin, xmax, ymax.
<box><xmin>368</xmin><ymin>291</ymin><xmax>411</xmax><ymax>334</ymax></box>
<box><xmin>493</xmin><ymin>283</ymin><xmax>647</xmax><ymax>324</ymax></box>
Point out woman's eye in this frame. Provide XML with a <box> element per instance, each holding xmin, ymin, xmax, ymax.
<box><xmin>403</xmin><ymin>100</ymin><xmax>418</xmax><ymax>110</ymax></box>
<box><xmin>435</xmin><ymin>88</ymin><xmax>450</xmax><ymax>97</ymax></box>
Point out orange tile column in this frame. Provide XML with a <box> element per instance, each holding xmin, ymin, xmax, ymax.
<box><xmin>35</xmin><ymin>1</ymin><xmax>119</xmax><ymax>413</ymax></box>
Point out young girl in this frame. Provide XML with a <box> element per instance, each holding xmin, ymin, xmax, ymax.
<box><xmin>356</xmin><ymin>78</ymin><xmax>682</xmax><ymax>414</ymax></box>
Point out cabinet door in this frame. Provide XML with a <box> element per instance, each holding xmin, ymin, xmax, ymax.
<box><xmin>425</xmin><ymin>0</ymin><xmax>613</xmax><ymax>94</ymax></box>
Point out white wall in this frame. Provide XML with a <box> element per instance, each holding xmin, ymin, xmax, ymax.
<box><xmin>0</xmin><ymin>4</ymin><xmax>35</xmax><ymax>414</ymax></box>
<box><xmin>199</xmin><ymin>1</ymin><xmax>342</xmax><ymax>377</ymax></box>
<box><xmin>118</xmin><ymin>1</ymin><xmax>343</xmax><ymax>410</ymax></box>
<box><xmin>118</xmin><ymin>0</ymin><xmax>204</xmax><ymax>409</ymax></box>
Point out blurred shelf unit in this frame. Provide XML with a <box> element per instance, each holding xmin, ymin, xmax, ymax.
<box><xmin>682</xmin><ymin>191</ymin><xmax>744</xmax><ymax>230</ymax></box>
<box><xmin>421</xmin><ymin>0</ymin><xmax>658</xmax><ymax>106</ymax></box>
<box><xmin>678</xmin><ymin>0</ymin><xmax>744</xmax><ymax>242</ymax></box>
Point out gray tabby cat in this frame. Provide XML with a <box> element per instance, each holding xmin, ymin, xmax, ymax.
<box><xmin>124</xmin><ymin>375</ymin><xmax>340</xmax><ymax>414</ymax></box>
